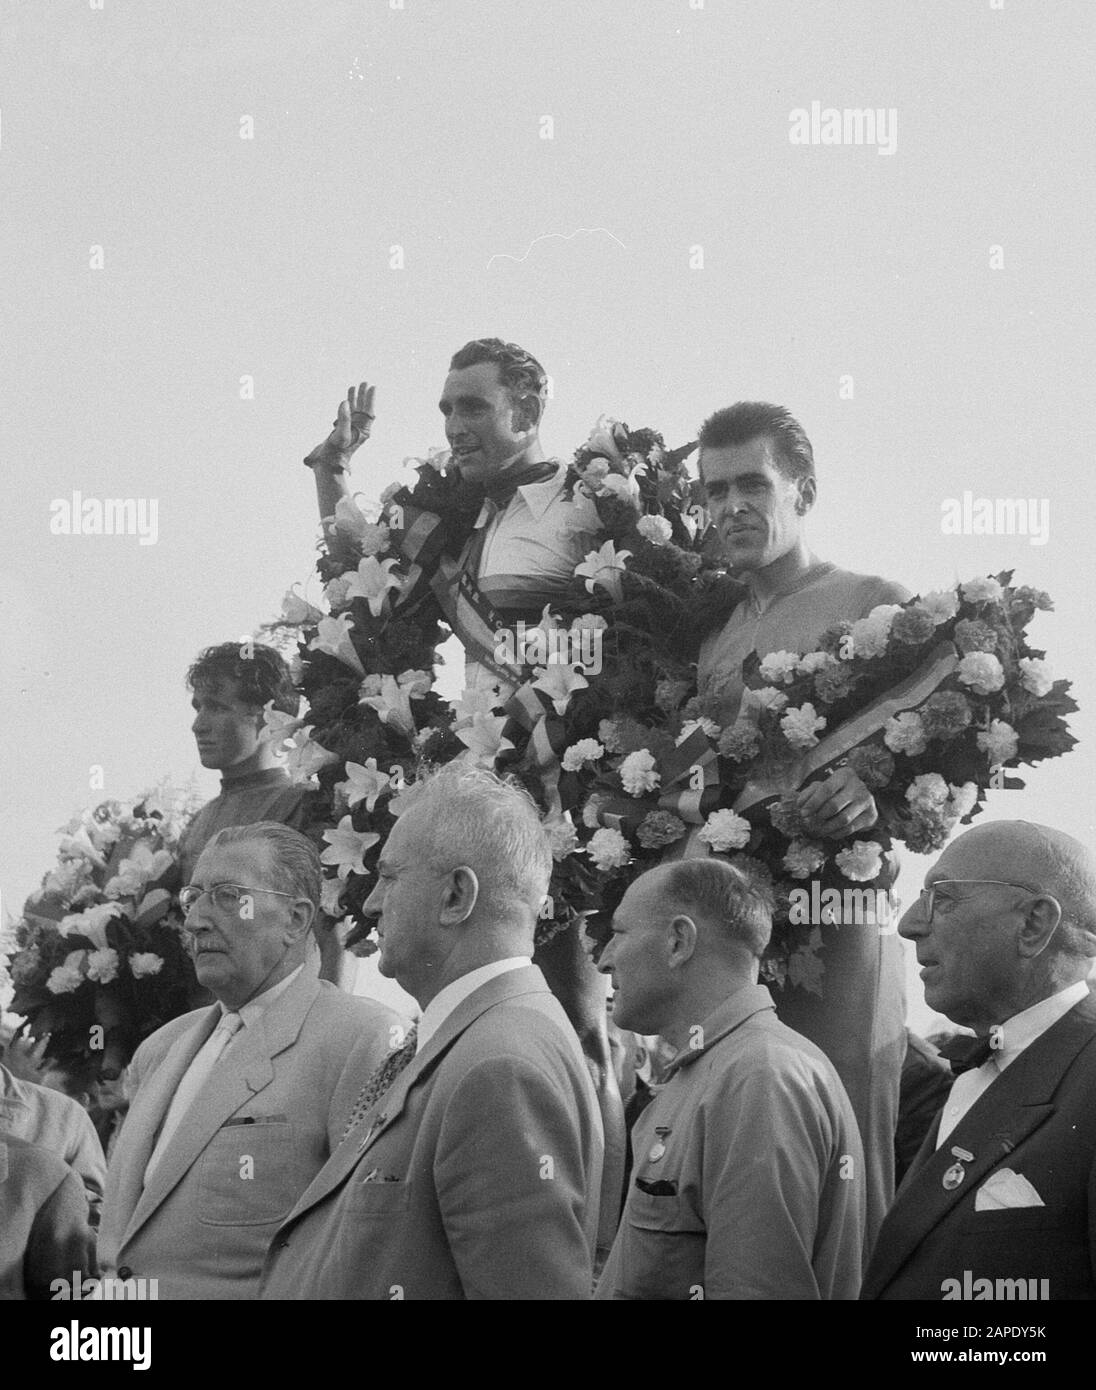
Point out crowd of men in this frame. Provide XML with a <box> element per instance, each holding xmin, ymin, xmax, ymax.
<box><xmin>3</xmin><ymin>337</ymin><xmax>1094</xmax><ymax>1300</ymax></box>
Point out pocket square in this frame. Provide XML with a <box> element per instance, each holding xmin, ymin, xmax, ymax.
<box><xmin>975</xmin><ymin>1168</ymin><xmax>1045</xmax><ymax>1211</ymax></box>
<box><xmin>635</xmin><ymin>1177</ymin><xmax>678</xmax><ymax>1197</ymax></box>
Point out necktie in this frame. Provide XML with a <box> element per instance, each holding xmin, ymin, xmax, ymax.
<box><xmin>937</xmin><ymin>1033</ymin><xmax>997</xmax><ymax>1076</ymax></box>
<box><xmin>144</xmin><ymin>1012</ymin><xmax>244</xmax><ymax>1181</ymax></box>
<box><xmin>341</xmin><ymin>1025</ymin><xmax>418</xmax><ymax>1141</ymax></box>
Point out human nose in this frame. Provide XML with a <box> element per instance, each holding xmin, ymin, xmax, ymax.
<box><xmin>898</xmin><ymin>892</ymin><xmax>930</xmax><ymax>941</ymax></box>
<box><xmin>363</xmin><ymin>879</ymin><xmax>384</xmax><ymax>917</ymax></box>
<box><xmin>597</xmin><ymin>939</ymin><xmax>615</xmax><ymax>974</ymax></box>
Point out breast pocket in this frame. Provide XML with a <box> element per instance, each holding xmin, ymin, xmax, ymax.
<box><xmin>346</xmin><ymin>1179</ymin><xmax>413</xmax><ymax>1216</ymax></box>
<box><xmin>198</xmin><ymin>1120</ymin><xmax>303</xmax><ymax>1227</ymax></box>
<box><xmin>620</xmin><ymin>1186</ymin><xmax>706</xmax><ymax>1300</ymax></box>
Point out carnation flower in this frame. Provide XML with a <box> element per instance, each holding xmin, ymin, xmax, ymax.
<box><xmin>129</xmin><ymin>951</ymin><xmax>164</xmax><ymax>979</ymax></box>
<box><xmin>957</xmin><ymin>652</ymin><xmax>1005</xmax><ymax>695</ymax></box>
<box><xmin>850</xmin><ymin>605</ymin><xmax>903</xmax><ymax>659</ymax></box>
<box><xmin>598</xmin><ymin>719</ymin><xmax>624</xmax><ymax>753</ymax></box>
<box><xmin>845</xmin><ymin>744</ymin><xmax>895</xmax><ymax>790</ymax></box>
<box><xmin>1011</xmin><ymin>586</ymin><xmax>1053</xmax><ymax>612</ymax></box>
<box><xmin>948</xmin><ymin>781</ymin><xmax>979</xmax><ymax>819</ymax></box>
<box><xmin>636</xmin><ymin>514</ymin><xmax>673</xmax><ymax>546</ymax></box>
<box><xmin>883</xmin><ymin>711</ymin><xmax>928</xmax><ymax>756</ymax></box>
<box><xmin>561</xmin><ymin>739</ymin><xmax>605</xmax><ymax>772</ymax></box>
<box><xmin>780</xmin><ymin>703</ymin><xmax>827</xmax><ymax>750</ymax></box>
<box><xmin>813</xmin><ymin>664</ymin><xmax>856</xmax><ymax>704</ymax></box>
<box><xmin>581</xmin><ymin>795</ymin><xmax>605</xmax><ymax>829</ymax></box>
<box><xmin>745</xmin><ymin>686</ymin><xmax>789</xmax><ymax>714</ymax></box>
<box><xmin>86</xmin><ymin>947</ymin><xmax>121</xmax><ymax>984</ymax></box>
<box><xmin>759</xmin><ymin>650</ymin><xmax>801</xmax><ymax>685</ymax></box>
<box><xmin>1019</xmin><ymin>657</ymin><xmax>1053</xmax><ymax>697</ymax></box>
<box><xmin>890</xmin><ymin>607</ymin><xmax>937</xmax><ymax>646</ymax></box>
<box><xmin>578</xmin><ymin>457</ymin><xmax>610</xmax><ymax>484</ymax></box>
<box><xmin>619</xmin><ymin>750</ymin><xmax>660</xmax><ymax>796</ymax></box>
<box><xmin>637</xmin><ymin>811</ymin><xmax>687</xmax><ymax>849</ymax></box>
<box><xmin>46</xmin><ymin>950</ymin><xmax>87</xmax><ymax>995</ymax></box>
<box><xmin>961</xmin><ymin>576</ymin><xmax>1005</xmax><ymax>605</ymax></box>
<box><xmin>543</xmin><ymin>812</ymin><xmax>580</xmax><ymax>861</ymax></box>
<box><xmin>586</xmin><ymin>827</ymin><xmax>632</xmax><ymax>871</ymax></box>
<box><xmin>906</xmin><ymin>773</ymin><xmax>950</xmax><ymax>812</ymax></box>
<box><xmin>782</xmin><ymin>840</ymin><xmax>826</xmax><ymax>879</ymax></box>
<box><xmin>697</xmin><ymin>809</ymin><xmax>752</xmax><ymax>852</ymax></box>
<box><xmin>676</xmin><ymin>718</ymin><xmax>720</xmax><ymax>744</ymax></box>
<box><xmin>904</xmin><ymin>810</ymin><xmax>953</xmax><ymax>856</ymax></box>
<box><xmin>11</xmin><ymin>948</ymin><xmax>42</xmax><ymax>986</ymax></box>
<box><xmin>977</xmin><ymin>718</ymin><xmax>1019</xmax><ymax>767</ymax></box>
<box><xmin>920</xmin><ymin>589</ymin><xmax>961</xmax><ymax>625</ymax></box>
<box><xmin>718</xmin><ymin>723</ymin><xmax>762</xmax><ymax>762</ymax></box>
<box><xmin>835</xmin><ymin>840</ymin><xmax>885</xmax><ymax>883</ymax></box>
<box><xmin>920</xmin><ymin>691</ymin><xmax>973</xmax><ymax>742</ymax></box>
<box><xmin>571</xmin><ymin>613</ymin><xmax>608</xmax><ymax>632</ymax></box>
<box><xmin>954</xmin><ymin>619</ymin><xmax>999</xmax><ymax>654</ymax></box>
<box><xmin>797</xmin><ymin>651</ymin><xmax>836</xmax><ymax>676</ymax></box>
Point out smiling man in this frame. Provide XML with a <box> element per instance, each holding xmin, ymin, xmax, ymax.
<box><xmin>693</xmin><ymin>401</ymin><xmax>910</xmax><ymax>1251</ymax></box>
<box><xmin>863</xmin><ymin>821</ymin><xmax>1096</xmax><ymax>1300</ymax></box>
<box><xmin>99</xmin><ymin>823</ymin><xmax>404</xmax><ymax>1299</ymax></box>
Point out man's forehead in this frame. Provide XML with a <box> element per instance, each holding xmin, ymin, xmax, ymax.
<box><xmin>930</xmin><ymin>827</ymin><xmax>1037</xmax><ymax>888</ymax></box>
<box><xmin>700</xmin><ymin>436</ymin><xmax>780</xmax><ymax>478</ymax></box>
<box><xmin>194</xmin><ymin>839</ymin><xmax>272</xmax><ymax>884</ymax></box>
<box><xmin>193</xmin><ymin>675</ymin><xmax>246</xmax><ymax>705</ymax></box>
<box><xmin>441</xmin><ymin>361</ymin><xmax>504</xmax><ymax>400</ymax></box>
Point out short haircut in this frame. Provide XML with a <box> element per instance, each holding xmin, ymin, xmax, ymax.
<box><xmin>186</xmin><ymin>642</ymin><xmax>298</xmax><ymax>717</ymax></box>
<box><xmin>1039</xmin><ymin>835</ymin><xmax>1096</xmax><ymax>961</ymax></box>
<box><xmin>203</xmin><ymin>822</ymin><xmax>321</xmax><ymax>917</ymax></box>
<box><xmin>449</xmin><ymin>337</ymin><xmax>549</xmax><ymax>406</ymax></box>
<box><xmin>657</xmin><ymin>857</ymin><xmax>773</xmax><ymax>958</ymax></box>
<box><xmin>398</xmin><ymin>763</ymin><xmax>552</xmax><ymax>914</ymax></box>
<box><xmin>698</xmin><ymin>401</ymin><xmax>816</xmax><ymax>486</ymax></box>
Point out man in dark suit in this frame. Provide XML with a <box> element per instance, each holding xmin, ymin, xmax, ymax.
<box><xmin>863</xmin><ymin>820</ymin><xmax>1096</xmax><ymax>1300</ymax></box>
<box><xmin>260</xmin><ymin>764</ymin><xmax>604</xmax><ymax>1300</ymax></box>
<box><xmin>99</xmin><ymin>823</ymin><xmax>404</xmax><ymax>1298</ymax></box>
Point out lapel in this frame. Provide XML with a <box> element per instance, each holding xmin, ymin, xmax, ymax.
<box><xmin>283</xmin><ymin>964</ymin><xmax>551</xmax><ymax>1222</ymax></box>
<box><xmin>121</xmin><ymin>966</ymin><xmax>322</xmax><ymax>1247</ymax></box>
<box><xmin>866</xmin><ymin>995</ymin><xmax>1096</xmax><ymax>1296</ymax></box>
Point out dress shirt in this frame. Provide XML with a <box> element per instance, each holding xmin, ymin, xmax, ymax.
<box><xmin>416</xmin><ymin>957</ymin><xmax>531</xmax><ymax>1053</ymax></box>
<box><xmin>936</xmin><ymin>979</ymin><xmax>1091</xmax><ymax>1145</ymax></box>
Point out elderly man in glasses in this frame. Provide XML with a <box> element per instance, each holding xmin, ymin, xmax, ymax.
<box><xmin>863</xmin><ymin>819</ymin><xmax>1096</xmax><ymax>1300</ymax></box>
<box><xmin>99</xmin><ymin>823</ymin><xmax>406</xmax><ymax>1299</ymax></box>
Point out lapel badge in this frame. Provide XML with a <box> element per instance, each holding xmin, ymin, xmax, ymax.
<box><xmin>942</xmin><ymin>1145</ymin><xmax>974</xmax><ymax>1191</ymax></box>
<box><xmin>648</xmin><ymin>1126</ymin><xmax>671</xmax><ymax>1163</ymax></box>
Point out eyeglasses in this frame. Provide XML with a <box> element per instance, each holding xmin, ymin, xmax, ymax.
<box><xmin>178</xmin><ymin>883</ymin><xmax>297</xmax><ymax>914</ymax></box>
<box><xmin>916</xmin><ymin>879</ymin><xmax>1058</xmax><ymax>924</ymax></box>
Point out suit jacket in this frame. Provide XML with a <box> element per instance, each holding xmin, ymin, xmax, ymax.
<box><xmin>99</xmin><ymin>963</ymin><xmax>404</xmax><ymax>1299</ymax></box>
<box><xmin>0</xmin><ymin>1064</ymin><xmax>106</xmax><ymax>1220</ymax></box>
<box><xmin>0</xmin><ymin>1134</ymin><xmax>96</xmax><ymax>1300</ymax></box>
<box><xmin>260</xmin><ymin>964</ymin><xmax>604</xmax><ymax>1300</ymax></box>
<box><xmin>863</xmin><ymin>991</ymin><xmax>1096</xmax><ymax>1300</ymax></box>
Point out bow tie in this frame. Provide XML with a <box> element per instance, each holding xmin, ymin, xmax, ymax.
<box><xmin>937</xmin><ymin>1033</ymin><xmax>998</xmax><ymax>1076</ymax></box>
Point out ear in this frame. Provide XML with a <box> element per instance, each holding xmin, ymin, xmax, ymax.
<box><xmin>1017</xmin><ymin>895</ymin><xmax>1063</xmax><ymax>958</ymax></box>
<box><xmin>286</xmin><ymin>896</ymin><xmax>315</xmax><ymax>944</ymax></box>
<box><xmin>666</xmin><ymin>914</ymin><xmax>699</xmax><ymax>969</ymax></box>
<box><xmin>795</xmin><ymin>476</ymin><xmax>817</xmax><ymax>515</ymax></box>
<box><xmin>439</xmin><ymin>865</ymin><xmax>479</xmax><ymax>927</ymax></box>
<box><xmin>514</xmin><ymin>391</ymin><xmax>542</xmax><ymax>434</ymax></box>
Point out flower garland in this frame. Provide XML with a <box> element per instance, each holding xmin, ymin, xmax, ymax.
<box><xmin>3</xmin><ymin>786</ymin><xmax>204</xmax><ymax>1078</ymax></box>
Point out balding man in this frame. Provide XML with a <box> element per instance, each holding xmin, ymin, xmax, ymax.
<box><xmin>260</xmin><ymin>765</ymin><xmax>604</xmax><ymax>1300</ymax></box>
<box><xmin>595</xmin><ymin>859</ymin><xmax>865</xmax><ymax>1300</ymax></box>
<box><xmin>863</xmin><ymin>821</ymin><xmax>1096</xmax><ymax>1301</ymax></box>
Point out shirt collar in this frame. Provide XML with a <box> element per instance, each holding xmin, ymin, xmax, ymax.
<box><xmin>228</xmin><ymin>962</ymin><xmax>304</xmax><ymax>1030</ymax></box>
<box><xmin>664</xmin><ymin>982</ymin><xmax>776</xmax><ymax>1076</ymax></box>
<box><xmin>416</xmin><ymin>956</ymin><xmax>532</xmax><ymax>1052</ymax></box>
<box><xmin>503</xmin><ymin>462</ymin><xmax>566</xmax><ymax>520</ymax></box>
<box><xmin>993</xmin><ymin>979</ymin><xmax>1091</xmax><ymax>1069</ymax></box>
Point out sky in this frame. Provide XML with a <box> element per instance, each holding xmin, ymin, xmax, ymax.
<box><xmin>2</xmin><ymin>0</ymin><xmax>1094</xmax><ymax>1030</ymax></box>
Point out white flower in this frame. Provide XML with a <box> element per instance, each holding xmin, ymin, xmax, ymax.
<box><xmin>323</xmin><ymin>574</ymin><xmax>354</xmax><ymax>611</ymax></box>
<box><xmin>976</xmin><ymin>718</ymin><xmax>1019</xmax><ymax>768</ymax></box>
<box><xmin>586</xmin><ymin>827</ymin><xmax>632</xmax><ymax>871</ymax></box>
<box><xmin>46</xmin><ymin>950</ymin><xmax>87</xmax><ymax>995</ymax></box>
<box><xmin>341</xmin><ymin>555</ymin><xmax>403</xmax><ymax>617</ymax></box>
<box><xmin>884</xmin><ymin>711</ymin><xmax>929</xmax><ymax>756</ymax></box>
<box><xmin>906</xmin><ymin>773</ymin><xmax>950</xmax><ymax>812</ymax></box>
<box><xmin>598</xmin><ymin>719</ymin><xmax>624</xmax><ymax>754</ymax></box>
<box><xmin>835</xmin><ymin>839</ymin><xmax>885</xmax><ymax>883</ymax></box>
<box><xmin>759</xmin><ymin>650</ymin><xmax>801</xmax><ymax>685</ymax></box>
<box><xmin>449</xmin><ymin>685</ymin><xmax>503</xmax><ymax>728</ymax></box>
<box><xmin>957</xmin><ymin>652</ymin><xmax>1005</xmax><ymax>695</ymax></box>
<box><xmin>283</xmin><ymin>727</ymin><xmax>341</xmax><ymax>785</ymax></box>
<box><xmin>359</xmin><ymin>672</ymin><xmax>430</xmax><ymax>738</ymax></box>
<box><xmin>948</xmin><ymin>782</ymin><xmax>979</xmax><ymax>819</ymax></box>
<box><xmin>129</xmin><ymin>952</ymin><xmax>164</xmax><ymax>979</ymax></box>
<box><xmin>961</xmin><ymin>575</ymin><xmax>1005</xmax><ymax>605</ymax></box>
<box><xmin>321</xmin><ymin>816</ymin><xmax>380</xmax><ymax>881</ymax></box>
<box><xmin>58</xmin><ymin>903</ymin><xmax>126</xmax><ymax>950</ymax></box>
<box><xmin>1019</xmin><ymin>657</ymin><xmax>1053</xmax><ymax>698</ymax></box>
<box><xmin>599</xmin><ymin>474</ymin><xmax>635</xmax><ymax>502</ymax></box>
<box><xmin>379</xmin><ymin>481</ymin><xmax>402</xmax><ymax>507</ymax></box>
<box><xmin>104</xmin><ymin>843</ymin><xmax>174</xmax><ymax>900</ymax></box>
<box><xmin>320</xmin><ymin>876</ymin><xmax>345</xmax><ymax>917</ymax></box>
<box><xmin>745</xmin><ymin>686</ymin><xmax>789</xmax><ymax>714</ymax></box>
<box><xmin>636</xmin><ymin>514</ymin><xmax>673</xmax><ymax>546</ymax></box>
<box><xmin>309</xmin><ymin>613</ymin><xmax>365</xmax><ymax>676</ymax></box>
<box><xmin>543</xmin><ymin>812</ymin><xmax>580</xmax><ymax>861</ymax></box>
<box><xmin>676</xmin><ymin>717</ymin><xmax>720</xmax><ymax>745</ymax></box>
<box><xmin>261</xmin><ymin>700</ymin><xmax>304</xmax><ymax>753</ymax></box>
<box><xmin>337</xmin><ymin>759</ymin><xmax>392</xmax><ymax>812</ymax></box>
<box><xmin>280</xmin><ymin>584</ymin><xmax>324</xmax><ymax>626</ymax></box>
<box><xmin>780</xmin><ymin>702</ymin><xmax>827</xmax><ymax>750</ymax></box>
<box><xmin>783</xmin><ymin>841</ymin><xmax>826</xmax><ymax>879</ymax></box>
<box><xmin>561</xmin><ymin>739</ymin><xmax>605</xmax><ymax>772</ymax></box>
<box><xmin>584</xmin><ymin>416</ymin><xmax>627</xmax><ymax>469</ymax></box>
<box><xmin>86</xmin><ymin>947</ymin><xmax>121</xmax><ymax>984</ymax></box>
<box><xmin>531</xmin><ymin>663</ymin><xmax>588</xmax><ymax>717</ymax></box>
<box><xmin>619</xmin><ymin>749</ymin><xmax>660</xmax><ymax>796</ymax></box>
<box><xmin>796</xmin><ymin>651</ymin><xmax>836</xmax><ymax>676</ymax></box>
<box><xmin>697</xmin><ymin>809</ymin><xmax>751</xmax><ymax>852</ymax></box>
<box><xmin>571</xmin><ymin>613</ymin><xmax>608</xmax><ymax>632</ymax></box>
<box><xmin>850</xmin><ymin>606</ymin><xmax>902</xmax><ymax>659</ymax></box>
<box><xmin>575</xmin><ymin>540</ymin><xmax>632</xmax><ymax>604</ymax></box>
<box><xmin>332</xmin><ymin>495</ymin><xmax>391</xmax><ymax>555</ymax></box>
<box><xmin>56</xmin><ymin>827</ymin><xmax>108</xmax><ymax>870</ymax></box>
<box><xmin>920</xmin><ymin>589</ymin><xmax>961</xmax><ymax>624</ymax></box>
<box><xmin>454</xmin><ymin>713</ymin><xmax>514</xmax><ymax>764</ymax></box>
<box><xmin>581</xmin><ymin>795</ymin><xmax>605</xmax><ymax>829</ymax></box>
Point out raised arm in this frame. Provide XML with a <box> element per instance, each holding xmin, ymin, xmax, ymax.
<box><xmin>302</xmin><ymin>382</ymin><xmax>376</xmax><ymax>561</ymax></box>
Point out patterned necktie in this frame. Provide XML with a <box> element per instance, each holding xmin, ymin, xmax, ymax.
<box><xmin>937</xmin><ymin>1033</ymin><xmax>997</xmax><ymax>1076</ymax></box>
<box><xmin>341</xmin><ymin>1025</ymin><xmax>418</xmax><ymax>1141</ymax></box>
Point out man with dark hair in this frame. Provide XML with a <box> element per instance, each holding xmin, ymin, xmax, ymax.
<box><xmin>694</xmin><ymin>401</ymin><xmax>910</xmax><ymax>1250</ymax></box>
<box><xmin>595</xmin><ymin>858</ymin><xmax>864</xmax><ymax>1299</ymax></box>
<box><xmin>177</xmin><ymin>641</ymin><xmax>310</xmax><ymax>885</ymax></box>
<box><xmin>864</xmin><ymin>821</ymin><xmax>1096</xmax><ymax>1300</ymax></box>
<box><xmin>100</xmin><ymin>824</ymin><xmax>405</xmax><ymax>1298</ymax></box>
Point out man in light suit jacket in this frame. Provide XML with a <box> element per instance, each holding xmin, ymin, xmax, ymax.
<box><xmin>99</xmin><ymin>822</ymin><xmax>404</xmax><ymax>1299</ymax></box>
<box><xmin>0</xmin><ymin>1058</ymin><xmax>106</xmax><ymax>1223</ymax></box>
<box><xmin>260</xmin><ymin>764</ymin><xmax>604</xmax><ymax>1300</ymax></box>
<box><xmin>863</xmin><ymin>820</ymin><xmax>1096</xmax><ymax>1300</ymax></box>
